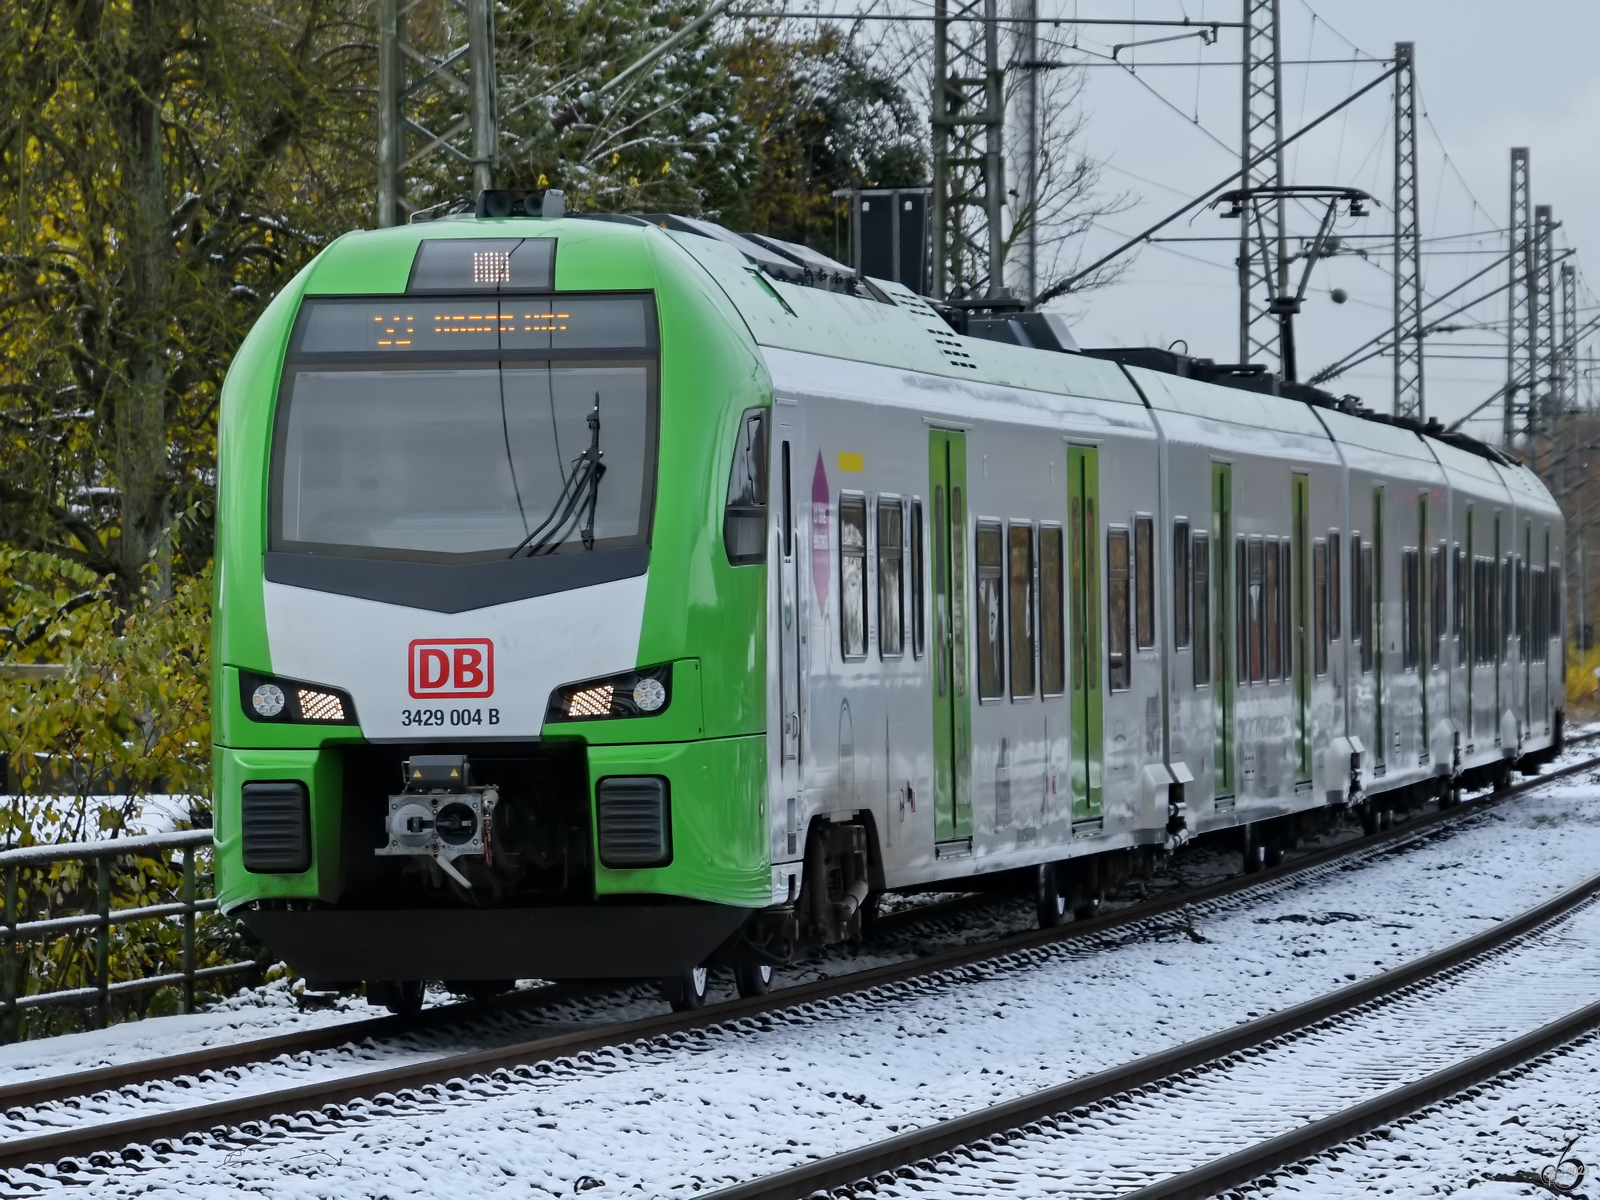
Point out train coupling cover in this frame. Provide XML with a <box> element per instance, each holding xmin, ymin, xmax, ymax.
<box><xmin>375</xmin><ymin>754</ymin><xmax>497</xmax><ymax>888</ymax></box>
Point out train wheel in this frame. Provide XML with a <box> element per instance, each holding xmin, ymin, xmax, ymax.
<box><xmin>1242</xmin><ymin>830</ymin><xmax>1265</xmax><ymax>874</ymax></box>
<box><xmin>445</xmin><ymin>980</ymin><xmax>512</xmax><ymax>1003</ymax></box>
<box><xmin>371</xmin><ymin>979</ymin><xmax>424</xmax><ymax>1017</ymax></box>
<box><xmin>661</xmin><ymin>966</ymin><xmax>709</xmax><ymax>1012</ymax></box>
<box><xmin>1360</xmin><ymin>805</ymin><xmax>1378</xmax><ymax>836</ymax></box>
<box><xmin>734</xmin><ymin>963</ymin><xmax>774</xmax><ymax>999</ymax></box>
<box><xmin>1035</xmin><ymin>862</ymin><xmax>1067</xmax><ymax>929</ymax></box>
<box><xmin>1263</xmin><ymin>840</ymin><xmax>1283</xmax><ymax>869</ymax></box>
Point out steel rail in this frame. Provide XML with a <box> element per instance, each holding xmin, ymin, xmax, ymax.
<box><xmin>1</xmin><ymin>746</ymin><xmax>1593</xmax><ymax>1173</ymax></box>
<box><xmin>700</xmin><ymin>865</ymin><xmax>1600</xmax><ymax>1200</ymax></box>
<box><xmin>0</xmin><ymin>886</ymin><xmax>991</xmax><ymax>1114</ymax></box>
<box><xmin>1119</xmin><ymin>1004</ymin><xmax>1600</xmax><ymax>1199</ymax></box>
<box><xmin>0</xmin><ymin>980</ymin><xmax>594</xmax><ymax>1114</ymax></box>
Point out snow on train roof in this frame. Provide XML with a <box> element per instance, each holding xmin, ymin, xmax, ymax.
<box><xmin>1121</xmin><ymin>365</ymin><xmax>1329</xmax><ymax>440</ymax></box>
<box><xmin>661</xmin><ymin>228</ymin><xmax>1145</xmax><ymax>409</ymax></box>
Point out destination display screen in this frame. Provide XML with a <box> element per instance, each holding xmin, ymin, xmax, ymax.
<box><xmin>293</xmin><ymin>295</ymin><xmax>653</xmax><ymax>354</ymax></box>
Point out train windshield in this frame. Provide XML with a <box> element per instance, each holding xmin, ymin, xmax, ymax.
<box><xmin>270</xmin><ymin>294</ymin><xmax>658</xmax><ymax>563</ymax></box>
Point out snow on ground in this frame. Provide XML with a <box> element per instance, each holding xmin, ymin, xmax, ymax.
<box><xmin>836</xmin><ymin>880</ymin><xmax>1600</xmax><ymax>1197</ymax></box>
<box><xmin>1262</xmin><ymin>1028</ymin><xmax>1600</xmax><ymax>1198</ymax></box>
<box><xmin>12</xmin><ymin>766</ymin><xmax>1600</xmax><ymax>1197</ymax></box>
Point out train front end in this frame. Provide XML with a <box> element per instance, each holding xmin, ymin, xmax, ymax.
<box><xmin>212</xmin><ymin>219</ymin><xmax>772</xmax><ymax>987</ymax></box>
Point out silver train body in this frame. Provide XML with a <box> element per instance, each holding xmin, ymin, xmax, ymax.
<box><xmin>723</xmin><ymin>259</ymin><xmax>1565</xmax><ymax>905</ymax></box>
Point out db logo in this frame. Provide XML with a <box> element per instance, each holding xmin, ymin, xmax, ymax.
<box><xmin>408</xmin><ymin>639</ymin><xmax>494</xmax><ymax>698</ymax></box>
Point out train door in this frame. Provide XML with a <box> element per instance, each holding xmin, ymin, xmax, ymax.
<box><xmin>1372</xmin><ymin>487</ymin><xmax>1386</xmax><ymax>773</ymax></box>
<box><xmin>1418</xmin><ymin>493</ymin><xmax>1430</xmax><ymax>762</ymax></box>
<box><xmin>929</xmin><ymin>430</ymin><xmax>972</xmax><ymax>843</ymax></box>
<box><xmin>1067</xmin><ymin>445</ymin><xmax>1105</xmax><ymax>825</ymax></box>
<box><xmin>779</xmin><ymin>440</ymin><xmax>801</xmax><ymax>772</ymax></box>
<box><xmin>1212</xmin><ymin>464</ymin><xmax>1236</xmax><ymax>801</ymax></box>
<box><xmin>1465</xmin><ymin>505</ymin><xmax>1476</xmax><ymax>748</ymax></box>
<box><xmin>1292</xmin><ymin>474</ymin><xmax>1311</xmax><ymax>785</ymax></box>
<box><xmin>1539</xmin><ymin>527</ymin><xmax>1550</xmax><ymax>733</ymax></box>
<box><xmin>1522</xmin><ymin>521</ymin><xmax>1535</xmax><ymax>741</ymax></box>
<box><xmin>1494</xmin><ymin>513</ymin><xmax>1504</xmax><ymax>746</ymax></box>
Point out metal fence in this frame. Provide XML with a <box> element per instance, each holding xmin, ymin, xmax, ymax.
<box><xmin>0</xmin><ymin>829</ymin><xmax>263</xmax><ymax>1038</ymax></box>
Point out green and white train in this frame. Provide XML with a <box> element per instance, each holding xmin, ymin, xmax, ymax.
<box><xmin>214</xmin><ymin>206</ymin><xmax>1566</xmax><ymax>1008</ymax></box>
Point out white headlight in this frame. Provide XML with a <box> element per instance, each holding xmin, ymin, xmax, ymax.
<box><xmin>633</xmin><ymin>677</ymin><xmax>666</xmax><ymax>712</ymax></box>
<box><xmin>251</xmin><ymin>683</ymin><xmax>286</xmax><ymax>717</ymax></box>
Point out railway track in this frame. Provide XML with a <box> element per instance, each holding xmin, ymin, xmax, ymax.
<box><xmin>2</xmin><ymin>745</ymin><xmax>1596</xmax><ymax>1177</ymax></box>
<box><xmin>703</xmin><ymin>860</ymin><xmax>1600</xmax><ymax>1199</ymax></box>
<box><xmin>0</xmin><ymin>884</ymin><xmax>997</xmax><ymax>1116</ymax></box>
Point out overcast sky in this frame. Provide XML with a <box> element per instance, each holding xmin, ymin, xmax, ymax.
<box><xmin>1000</xmin><ymin>0</ymin><xmax>1600</xmax><ymax>438</ymax></box>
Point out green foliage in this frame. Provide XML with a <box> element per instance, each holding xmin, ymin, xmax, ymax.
<box><xmin>0</xmin><ymin>551</ymin><xmax>211</xmax><ymax>840</ymax></box>
<box><xmin>0</xmin><ymin>0</ymin><xmax>375</xmax><ymax>596</ymax></box>
<box><xmin>0</xmin><ymin>552</ymin><xmax>249</xmax><ymax>1040</ymax></box>
<box><xmin>724</xmin><ymin>22</ymin><xmax>927</xmax><ymax>251</ymax></box>
<box><xmin>492</xmin><ymin>0</ymin><xmax>760</xmax><ymax>216</ymax></box>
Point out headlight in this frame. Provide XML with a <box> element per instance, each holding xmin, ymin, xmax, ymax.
<box><xmin>239</xmin><ymin>670</ymin><xmax>359</xmax><ymax>725</ymax></box>
<box><xmin>546</xmin><ymin>665</ymin><xmax>672</xmax><ymax>723</ymax></box>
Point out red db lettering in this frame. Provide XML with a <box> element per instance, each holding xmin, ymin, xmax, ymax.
<box><xmin>454</xmin><ymin>647</ymin><xmax>485</xmax><ymax>690</ymax></box>
<box><xmin>420</xmin><ymin>648</ymin><xmax>450</xmax><ymax>690</ymax></box>
<box><xmin>408</xmin><ymin>639</ymin><xmax>495</xmax><ymax>698</ymax></box>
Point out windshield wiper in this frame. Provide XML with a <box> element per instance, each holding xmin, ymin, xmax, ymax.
<box><xmin>508</xmin><ymin>397</ymin><xmax>605</xmax><ymax>559</ymax></box>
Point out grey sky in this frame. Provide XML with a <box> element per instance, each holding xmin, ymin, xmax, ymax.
<box><xmin>1027</xmin><ymin>0</ymin><xmax>1600</xmax><ymax>437</ymax></box>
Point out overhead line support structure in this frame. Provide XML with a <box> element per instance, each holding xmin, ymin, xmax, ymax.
<box><xmin>1562</xmin><ymin>262</ymin><xmax>1580</xmax><ymax>415</ymax></box>
<box><xmin>1238</xmin><ymin>0</ymin><xmax>1287</xmax><ymax>371</ymax></box>
<box><xmin>1050</xmin><ymin>58</ymin><xmax>1398</xmax><ymax>305</ymax></box>
<box><xmin>1504</xmin><ymin>148</ymin><xmax>1533</xmax><ymax>446</ymax></box>
<box><xmin>1392</xmin><ymin>42</ymin><xmax>1424</xmax><ymax>420</ymax></box>
<box><xmin>1535</xmin><ymin>205</ymin><xmax>1558</xmax><ymax>446</ymax></box>
<box><xmin>1015</xmin><ymin>0</ymin><xmax>1040</xmax><ymax>304</ymax></box>
<box><xmin>376</xmin><ymin>0</ymin><xmax>498</xmax><ymax>226</ymax></box>
<box><xmin>933</xmin><ymin>0</ymin><xmax>1007</xmax><ymax>302</ymax></box>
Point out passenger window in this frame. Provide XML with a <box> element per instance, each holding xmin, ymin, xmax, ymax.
<box><xmin>1281</xmin><ymin>538</ymin><xmax>1294</xmax><ymax>679</ymax></box>
<box><xmin>1192</xmin><ymin>533</ymin><xmax>1211</xmax><ymax>686</ymax></box>
<box><xmin>1008</xmin><ymin>524</ymin><xmax>1036</xmax><ymax>698</ymax></box>
<box><xmin>1172</xmin><ymin>520</ymin><xmax>1191</xmax><ymax>649</ymax></box>
<box><xmin>878</xmin><ymin>499</ymin><xmax>905</xmax><ymax>658</ymax></box>
<box><xmin>1359</xmin><ymin>542</ymin><xmax>1374</xmax><ymax>674</ymax></box>
<box><xmin>976</xmin><ymin>522</ymin><xmax>1005</xmax><ymax>699</ymax></box>
<box><xmin>1549</xmin><ymin>564</ymin><xmax>1562</xmax><ymax>653</ymax></box>
<box><xmin>1235</xmin><ymin>537</ymin><xmax>1249</xmax><ymax>682</ymax></box>
<box><xmin>1518</xmin><ymin>557</ymin><xmax>1530</xmax><ymax>647</ymax></box>
<box><xmin>1265</xmin><ymin>539</ymin><xmax>1281</xmax><ymax>680</ymax></box>
<box><xmin>1501</xmin><ymin>555</ymin><xmax>1515</xmax><ymax>655</ymax></box>
<box><xmin>1453</xmin><ymin>546</ymin><xmax>1466</xmax><ymax>662</ymax></box>
<box><xmin>1313</xmin><ymin>539</ymin><xmax>1329</xmax><ymax>677</ymax></box>
<box><xmin>1429</xmin><ymin>544</ymin><xmax>1446</xmax><ymax>667</ymax></box>
<box><xmin>1248</xmin><ymin>537</ymin><xmax>1265</xmax><ymax>683</ymax></box>
<box><xmin>1135</xmin><ymin>516</ymin><xmax>1155</xmax><ymax>649</ymax></box>
<box><xmin>723</xmin><ymin>408</ymin><xmax>769</xmax><ymax>565</ymax></box>
<box><xmin>839</xmin><ymin>496</ymin><xmax>867</xmax><ymax>659</ymax></box>
<box><xmin>1040</xmin><ymin>525</ymin><xmax>1065</xmax><ymax>695</ymax></box>
<box><xmin>911</xmin><ymin>500</ymin><xmax>925</xmax><ymax>659</ymax></box>
<box><xmin>780</xmin><ymin>442</ymin><xmax>793</xmax><ymax>559</ymax></box>
<box><xmin>1531</xmin><ymin>568</ymin><xmax>1547</xmax><ymax>661</ymax></box>
<box><xmin>1402</xmin><ymin>548</ymin><xmax>1420</xmax><ymax>670</ymax></box>
<box><xmin>1329</xmin><ymin>530</ymin><xmax>1341</xmax><ymax>640</ymax></box>
<box><xmin>1108</xmin><ymin>528</ymin><xmax>1131</xmax><ymax>691</ymax></box>
<box><xmin>1473</xmin><ymin>556</ymin><xmax>1493</xmax><ymax>665</ymax></box>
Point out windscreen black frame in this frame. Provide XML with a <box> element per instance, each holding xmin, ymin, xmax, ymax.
<box><xmin>265</xmin><ymin>291</ymin><xmax>660</xmax><ymax>613</ymax></box>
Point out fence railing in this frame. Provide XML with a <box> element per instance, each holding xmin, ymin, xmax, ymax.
<box><xmin>0</xmin><ymin>829</ymin><xmax>263</xmax><ymax>1038</ymax></box>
